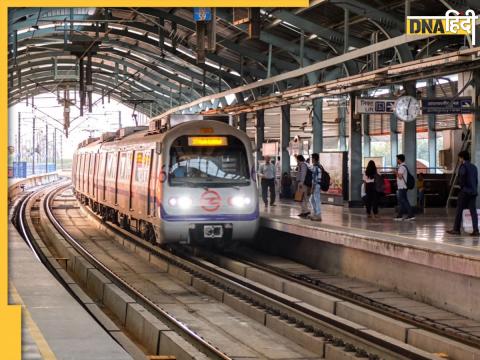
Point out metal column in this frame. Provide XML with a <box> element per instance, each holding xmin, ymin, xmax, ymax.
<box><xmin>363</xmin><ymin>114</ymin><xmax>371</xmax><ymax>158</ymax></box>
<box><xmin>427</xmin><ymin>79</ymin><xmax>437</xmax><ymax>172</ymax></box>
<box><xmin>281</xmin><ymin>105</ymin><xmax>291</xmax><ymax>176</ymax></box>
<box><xmin>45</xmin><ymin>123</ymin><xmax>48</xmax><ymax>174</ymax></box>
<box><xmin>256</xmin><ymin>109</ymin><xmax>265</xmax><ymax>164</ymax></box>
<box><xmin>32</xmin><ymin>116</ymin><xmax>35</xmax><ymax>175</ymax></box>
<box><xmin>473</xmin><ymin>70</ymin><xmax>480</xmax><ymax>203</ymax></box>
<box><xmin>349</xmin><ymin>93</ymin><xmax>362</xmax><ymax>206</ymax></box>
<box><xmin>53</xmin><ymin>129</ymin><xmax>57</xmax><ymax>170</ymax></box>
<box><xmin>239</xmin><ymin>113</ymin><xmax>247</xmax><ymax>132</ymax></box>
<box><xmin>338</xmin><ymin>98</ymin><xmax>347</xmax><ymax>151</ymax></box>
<box><xmin>17</xmin><ymin>113</ymin><xmax>21</xmax><ymax>162</ymax></box>
<box><xmin>312</xmin><ymin>98</ymin><xmax>323</xmax><ymax>153</ymax></box>
<box><xmin>390</xmin><ymin>114</ymin><xmax>398</xmax><ymax>167</ymax></box>
<box><xmin>403</xmin><ymin>82</ymin><xmax>417</xmax><ymax>205</ymax></box>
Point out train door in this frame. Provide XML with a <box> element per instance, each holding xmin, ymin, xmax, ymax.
<box><xmin>80</xmin><ymin>154</ymin><xmax>86</xmax><ymax>193</ymax></box>
<box><xmin>98</xmin><ymin>152</ymin><xmax>107</xmax><ymax>202</ymax></box>
<box><xmin>89</xmin><ymin>153</ymin><xmax>96</xmax><ymax>197</ymax></box>
<box><xmin>147</xmin><ymin>149</ymin><xmax>156</xmax><ymax>216</ymax></box>
<box><xmin>86</xmin><ymin>154</ymin><xmax>91</xmax><ymax>194</ymax></box>
<box><xmin>92</xmin><ymin>153</ymin><xmax>98</xmax><ymax>199</ymax></box>
<box><xmin>128</xmin><ymin>150</ymin><xmax>135</xmax><ymax>211</ymax></box>
<box><xmin>117</xmin><ymin>151</ymin><xmax>132</xmax><ymax>210</ymax></box>
<box><xmin>105</xmin><ymin>152</ymin><xmax>118</xmax><ymax>205</ymax></box>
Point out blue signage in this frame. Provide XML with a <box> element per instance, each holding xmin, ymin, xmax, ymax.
<box><xmin>194</xmin><ymin>8</ymin><xmax>212</xmax><ymax>22</ymax></box>
<box><xmin>422</xmin><ymin>97</ymin><xmax>473</xmax><ymax>114</ymax></box>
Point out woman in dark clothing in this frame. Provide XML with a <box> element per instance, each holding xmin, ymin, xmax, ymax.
<box><xmin>363</xmin><ymin>160</ymin><xmax>380</xmax><ymax>218</ymax></box>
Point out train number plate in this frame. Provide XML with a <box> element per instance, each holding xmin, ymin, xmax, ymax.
<box><xmin>203</xmin><ymin>225</ymin><xmax>223</xmax><ymax>238</ymax></box>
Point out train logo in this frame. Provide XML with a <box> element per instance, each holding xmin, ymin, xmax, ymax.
<box><xmin>200</xmin><ymin>190</ymin><xmax>221</xmax><ymax>212</ymax></box>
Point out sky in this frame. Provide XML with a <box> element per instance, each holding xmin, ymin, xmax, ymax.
<box><xmin>8</xmin><ymin>92</ymin><xmax>151</xmax><ymax>161</ymax></box>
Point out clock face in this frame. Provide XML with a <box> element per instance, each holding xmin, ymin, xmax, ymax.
<box><xmin>394</xmin><ymin>96</ymin><xmax>420</xmax><ymax>122</ymax></box>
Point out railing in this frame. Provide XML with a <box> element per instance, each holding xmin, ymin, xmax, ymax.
<box><xmin>8</xmin><ymin>172</ymin><xmax>59</xmax><ymax>202</ymax></box>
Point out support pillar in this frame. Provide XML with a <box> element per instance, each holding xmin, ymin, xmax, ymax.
<box><xmin>473</xmin><ymin>70</ymin><xmax>480</xmax><ymax>202</ymax></box>
<box><xmin>45</xmin><ymin>123</ymin><xmax>48</xmax><ymax>174</ymax></box>
<box><xmin>17</xmin><ymin>113</ymin><xmax>21</xmax><ymax>163</ymax></box>
<box><xmin>239</xmin><ymin>113</ymin><xmax>247</xmax><ymax>132</ymax></box>
<box><xmin>403</xmin><ymin>82</ymin><xmax>417</xmax><ymax>205</ymax></box>
<box><xmin>427</xmin><ymin>79</ymin><xmax>437</xmax><ymax>172</ymax></box>
<box><xmin>363</xmin><ymin>114</ymin><xmax>371</xmax><ymax>158</ymax></box>
<box><xmin>256</xmin><ymin>109</ymin><xmax>265</xmax><ymax>165</ymax></box>
<box><xmin>312</xmin><ymin>98</ymin><xmax>323</xmax><ymax>153</ymax></box>
<box><xmin>390</xmin><ymin>114</ymin><xmax>398</xmax><ymax>168</ymax></box>
<box><xmin>32</xmin><ymin>116</ymin><xmax>35</xmax><ymax>175</ymax></box>
<box><xmin>281</xmin><ymin>104</ymin><xmax>291</xmax><ymax>176</ymax></box>
<box><xmin>349</xmin><ymin>93</ymin><xmax>362</xmax><ymax>206</ymax></box>
<box><xmin>338</xmin><ymin>98</ymin><xmax>347</xmax><ymax>151</ymax></box>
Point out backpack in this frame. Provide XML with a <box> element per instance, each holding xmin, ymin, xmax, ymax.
<box><xmin>304</xmin><ymin>165</ymin><xmax>313</xmax><ymax>187</ymax></box>
<box><xmin>319</xmin><ymin>165</ymin><xmax>330</xmax><ymax>192</ymax></box>
<box><xmin>402</xmin><ymin>165</ymin><xmax>415</xmax><ymax>190</ymax></box>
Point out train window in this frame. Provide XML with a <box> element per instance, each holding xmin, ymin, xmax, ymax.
<box><xmin>106</xmin><ymin>152</ymin><xmax>118</xmax><ymax>179</ymax></box>
<box><xmin>169</xmin><ymin>135</ymin><xmax>250</xmax><ymax>187</ymax></box>
<box><xmin>134</xmin><ymin>150</ymin><xmax>151</xmax><ymax>183</ymax></box>
<box><xmin>119</xmin><ymin>151</ymin><xmax>133</xmax><ymax>180</ymax></box>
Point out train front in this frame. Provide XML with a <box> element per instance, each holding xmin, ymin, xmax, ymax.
<box><xmin>159</xmin><ymin>121</ymin><xmax>259</xmax><ymax>246</ymax></box>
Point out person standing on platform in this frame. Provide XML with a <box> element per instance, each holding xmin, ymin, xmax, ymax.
<box><xmin>296</xmin><ymin>155</ymin><xmax>310</xmax><ymax>217</ymax></box>
<box><xmin>275</xmin><ymin>156</ymin><xmax>282</xmax><ymax>198</ymax></box>
<box><xmin>394</xmin><ymin>154</ymin><xmax>415</xmax><ymax>221</ymax></box>
<box><xmin>447</xmin><ymin>151</ymin><xmax>479</xmax><ymax>236</ymax></box>
<box><xmin>363</xmin><ymin>160</ymin><xmax>380</xmax><ymax>218</ymax></box>
<box><xmin>309</xmin><ymin>153</ymin><xmax>322</xmax><ymax>221</ymax></box>
<box><xmin>259</xmin><ymin>156</ymin><xmax>276</xmax><ymax>208</ymax></box>
<box><xmin>417</xmin><ymin>173</ymin><xmax>425</xmax><ymax>212</ymax></box>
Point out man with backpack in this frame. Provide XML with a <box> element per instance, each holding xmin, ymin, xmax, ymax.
<box><xmin>309</xmin><ymin>153</ymin><xmax>323</xmax><ymax>221</ymax></box>
<box><xmin>296</xmin><ymin>155</ymin><xmax>310</xmax><ymax>217</ymax></box>
<box><xmin>394</xmin><ymin>154</ymin><xmax>415</xmax><ymax>221</ymax></box>
<box><xmin>447</xmin><ymin>151</ymin><xmax>479</xmax><ymax>236</ymax></box>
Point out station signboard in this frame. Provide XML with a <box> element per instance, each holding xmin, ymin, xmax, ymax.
<box><xmin>355</xmin><ymin>98</ymin><xmax>395</xmax><ymax>114</ymax></box>
<box><xmin>422</xmin><ymin>97</ymin><xmax>473</xmax><ymax>114</ymax></box>
<box><xmin>193</xmin><ymin>8</ymin><xmax>212</xmax><ymax>21</ymax></box>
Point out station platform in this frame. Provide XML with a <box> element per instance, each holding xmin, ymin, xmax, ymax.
<box><xmin>8</xmin><ymin>223</ymin><xmax>133</xmax><ymax>360</ymax></box>
<box><xmin>259</xmin><ymin>201</ymin><xmax>480</xmax><ymax>321</ymax></box>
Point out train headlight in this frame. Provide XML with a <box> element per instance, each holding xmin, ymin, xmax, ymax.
<box><xmin>231</xmin><ymin>196</ymin><xmax>251</xmax><ymax>208</ymax></box>
<box><xmin>178</xmin><ymin>196</ymin><xmax>193</xmax><ymax>209</ymax></box>
<box><xmin>168</xmin><ymin>197</ymin><xmax>177</xmax><ymax>207</ymax></box>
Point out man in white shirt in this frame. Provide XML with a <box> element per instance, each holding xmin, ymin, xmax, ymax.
<box><xmin>395</xmin><ymin>154</ymin><xmax>415</xmax><ymax>221</ymax></box>
<box><xmin>259</xmin><ymin>156</ymin><xmax>276</xmax><ymax>208</ymax></box>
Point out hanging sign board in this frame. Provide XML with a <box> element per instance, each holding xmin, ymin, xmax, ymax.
<box><xmin>356</xmin><ymin>98</ymin><xmax>395</xmax><ymax>114</ymax></box>
<box><xmin>422</xmin><ymin>97</ymin><xmax>473</xmax><ymax>114</ymax></box>
<box><xmin>290</xmin><ymin>136</ymin><xmax>301</xmax><ymax>155</ymax></box>
<box><xmin>194</xmin><ymin>8</ymin><xmax>212</xmax><ymax>21</ymax></box>
<box><xmin>262</xmin><ymin>142</ymin><xmax>278</xmax><ymax>157</ymax></box>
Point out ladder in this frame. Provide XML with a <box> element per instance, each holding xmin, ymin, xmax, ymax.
<box><xmin>446</xmin><ymin>123</ymin><xmax>472</xmax><ymax>207</ymax></box>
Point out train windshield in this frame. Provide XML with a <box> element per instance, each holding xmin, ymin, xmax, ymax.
<box><xmin>169</xmin><ymin>135</ymin><xmax>250</xmax><ymax>187</ymax></box>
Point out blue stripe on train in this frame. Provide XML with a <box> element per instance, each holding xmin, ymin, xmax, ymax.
<box><xmin>159</xmin><ymin>204</ymin><xmax>259</xmax><ymax>222</ymax></box>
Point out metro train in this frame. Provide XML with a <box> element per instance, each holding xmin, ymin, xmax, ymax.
<box><xmin>72</xmin><ymin>116</ymin><xmax>259</xmax><ymax>247</ymax></box>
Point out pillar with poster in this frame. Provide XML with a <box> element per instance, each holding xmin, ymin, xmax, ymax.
<box><xmin>319</xmin><ymin>152</ymin><xmax>348</xmax><ymax>205</ymax></box>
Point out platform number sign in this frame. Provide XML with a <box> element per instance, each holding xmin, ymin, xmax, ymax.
<box><xmin>194</xmin><ymin>8</ymin><xmax>212</xmax><ymax>22</ymax></box>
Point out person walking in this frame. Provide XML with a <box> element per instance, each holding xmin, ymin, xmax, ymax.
<box><xmin>259</xmin><ymin>156</ymin><xmax>276</xmax><ymax>208</ymax></box>
<box><xmin>447</xmin><ymin>151</ymin><xmax>479</xmax><ymax>236</ymax></box>
<box><xmin>296</xmin><ymin>155</ymin><xmax>310</xmax><ymax>217</ymax></box>
<box><xmin>363</xmin><ymin>160</ymin><xmax>380</xmax><ymax>218</ymax></box>
<box><xmin>394</xmin><ymin>154</ymin><xmax>415</xmax><ymax>221</ymax></box>
<box><xmin>309</xmin><ymin>153</ymin><xmax>322</xmax><ymax>221</ymax></box>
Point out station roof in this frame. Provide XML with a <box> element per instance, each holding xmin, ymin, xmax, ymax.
<box><xmin>8</xmin><ymin>3</ymin><xmax>480</xmax><ymax>119</ymax></box>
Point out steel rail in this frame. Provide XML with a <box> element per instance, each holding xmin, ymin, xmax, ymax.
<box><xmin>75</xmin><ymin>194</ymin><xmax>438</xmax><ymax>360</ymax></box>
<box><xmin>222</xmin><ymin>250</ymin><xmax>480</xmax><ymax>349</ymax></box>
<box><xmin>44</xmin><ymin>184</ymin><xmax>233</xmax><ymax>360</ymax></box>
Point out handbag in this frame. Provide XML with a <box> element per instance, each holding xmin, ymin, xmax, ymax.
<box><xmin>294</xmin><ymin>189</ymin><xmax>304</xmax><ymax>202</ymax></box>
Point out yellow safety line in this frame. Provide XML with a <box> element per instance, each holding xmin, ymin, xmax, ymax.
<box><xmin>10</xmin><ymin>284</ymin><xmax>57</xmax><ymax>360</ymax></box>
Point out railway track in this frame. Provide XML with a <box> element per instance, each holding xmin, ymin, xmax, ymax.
<box><xmin>58</xmin><ymin>188</ymin><xmax>447</xmax><ymax>359</ymax></box>
<box><xmin>194</xmin><ymin>246</ymin><xmax>480</xmax><ymax>348</ymax></box>
<box><xmin>14</xmin><ymin>182</ymin><xmax>233</xmax><ymax>360</ymax></box>
<box><xmin>19</xmin><ymin>182</ymin><xmax>478</xmax><ymax>359</ymax></box>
